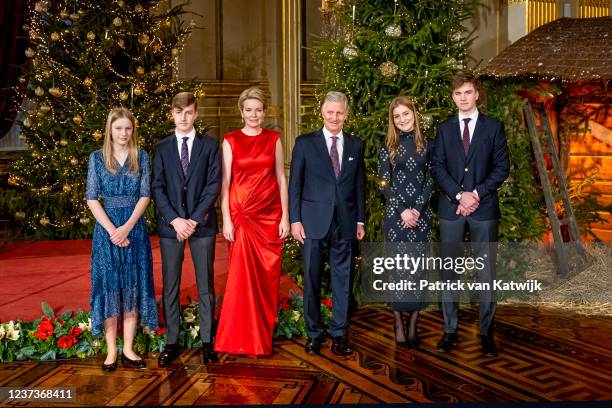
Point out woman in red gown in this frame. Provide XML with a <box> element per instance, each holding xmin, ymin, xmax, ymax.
<box><xmin>215</xmin><ymin>87</ymin><xmax>290</xmax><ymax>356</ymax></box>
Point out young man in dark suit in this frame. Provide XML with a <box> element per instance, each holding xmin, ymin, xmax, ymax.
<box><xmin>431</xmin><ymin>72</ymin><xmax>510</xmax><ymax>356</ymax></box>
<box><xmin>289</xmin><ymin>91</ymin><xmax>366</xmax><ymax>356</ymax></box>
<box><xmin>152</xmin><ymin>92</ymin><xmax>221</xmax><ymax>366</ymax></box>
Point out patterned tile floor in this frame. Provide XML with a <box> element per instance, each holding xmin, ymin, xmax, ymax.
<box><xmin>1</xmin><ymin>305</ymin><xmax>610</xmax><ymax>406</ymax></box>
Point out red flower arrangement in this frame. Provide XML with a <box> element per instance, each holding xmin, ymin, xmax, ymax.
<box><xmin>34</xmin><ymin>317</ymin><xmax>55</xmax><ymax>340</ymax></box>
<box><xmin>321</xmin><ymin>299</ymin><xmax>333</xmax><ymax>310</ymax></box>
<box><xmin>57</xmin><ymin>335</ymin><xmax>76</xmax><ymax>350</ymax></box>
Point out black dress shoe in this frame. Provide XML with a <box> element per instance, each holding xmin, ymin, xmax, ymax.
<box><xmin>305</xmin><ymin>337</ymin><xmax>322</xmax><ymax>354</ymax></box>
<box><xmin>481</xmin><ymin>335</ymin><xmax>498</xmax><ymax>357</ymax></box>
<box><xmin>158</xmin><ymin>345</ymin><xmax>181</xmax><ymax>367</ymax></box>
<box><xmin>102</xmin><ymin>359</ymin><xmax>117</xmax><ymax>372</ymax></box>
<box><xmin>202</xmin><ymin>343</ymin><xmax>219</xmax><ymax>364</ymax></box>
<box><xmin>331</xmin><ymin>336</ymin><xmax>353</xmax><ymax>356</ymax></box>
<box><xmin>121</xmin><ymin>352</ymin><xmax>146</xmax><ymax>368</ymax></box>
<box><xmin>436</xmin><ymin>333</ymin><xmax>458</xmax><ymax>353</ymax></box>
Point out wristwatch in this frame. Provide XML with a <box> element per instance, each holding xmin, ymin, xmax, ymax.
<box><xmin>455</xmin><ymin>191</ymin><xmax>463</xmax><ymax>201</ymax></box>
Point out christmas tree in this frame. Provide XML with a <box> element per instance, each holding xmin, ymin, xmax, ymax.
<box><xmin>310</xmin><ymin>0</ymin><xmax>479</xmax><ymax>241</ymax></box>
<box><xmin>5</xmin><ymin>0</ymin><xmax>203</xmax><ymax>239</ymax></box>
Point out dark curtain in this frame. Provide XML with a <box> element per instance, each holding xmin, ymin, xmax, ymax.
<box><xmin>0</xmin><ymin>0</ymin><xmax>28</xmax><ymax>139</ymax></box>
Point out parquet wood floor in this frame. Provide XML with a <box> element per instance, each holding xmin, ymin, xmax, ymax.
<box><xmin>1</xmin><ymin>305</ymin><xmax>610</xmax><ymax>406</ymax></box>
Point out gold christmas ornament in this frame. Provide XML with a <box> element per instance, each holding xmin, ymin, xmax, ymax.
<box><xmin>133</xmin><ymin>87</ymin><xmax>143</xmax><ymax>96</ymax></box>
<box><xmin>31</xmin><ymin>150</ymin><xmax>40</xmax><ymax>158</ymax></box>
<box><xmin>25</xmin><ymin>48</ymin><xmax>35</xmax><ymax>58</ymax></box>
<box><xmin>34</xmin><ymin>86</ymin><xmax>44</xmax><ymax>96</ymax></box>
<box><xmin>40</xmin><ymin>217</ymin><xmax>50</xmax><ymax>226</ymax></box>
<box><xmin>138</xmin><ymin>33</ymin><xmax>150</xmax><ymax>45</ymax></box>
<box><xmin>60</xmin><ymin>10</ymin><xmax>69</xmax><ymax>19</ymax></box>
<box><xmin>93</xmin><ymin>129</ymin><xmax>103</xmax><ymax>140</ymax></box>
<box><xmin>136</xmin><ymin>66</ymin><xmax>145</xmax><ymax>75</ymax></box>
<box><xmin>83</xmin><ymin>77</ymin><xmax>93</xmax><ymax>87</ymax></box>
<box><xmin>119</xmin><ymin>91</ymin><xmax>128</xmax><ymax>101</ymax></box>
<box><xmin>50</xmin><ymin>32</ymin><xmax>60</xmax><ymax>41</ymax></box>
<box><xmin>60</xmin><ymin>139</ymin><xmax>68</xmax><ymax>146</ymax></box>
<box><xmin>63</xmin><ymin>184</ymin><xmax>72</xmax><ymax>192</ymax></box>
<box><xmin>39</xmin><ymin>104</ymin><xmax>51</xmax><ymax>114</ymax></box>
<box><xmin>87</xmin><ymin>31</ymin><xmax>95</xmax><ymax>41</ymax></box>
<box><xmin>23</xmin><ymin>117</ymin><xmax>32</xmax><ymax>128</ymax></box>
<box><xmin>48</xmin><ymin>87</ymin><xmax>63</xmax><ymax>97</ymax></box>
<box><xmin>152</xmin><ymin>43</ymin><xmax>161</xmax><ymax>52</ymax></box>
<box><xmin>73</xmin><ymin>114</ymin><xmax>83</xmax><ymax>125</ymax></box>
<box><xmin>342</xmin><ymin>46</ymin><xmax>357</xmax><ymax>60</ymax></box>
<box><xmin>134</xmin><ymin>4</ymin><xmax>144</xmax><ymax>13</ymax></box>
<box><xmin>8</xmin><ymin>177</ymin><xmax>18</xmax><ymax>186</ymax></box>
<box><xmin>14</xmin><ymin>211</ymin><xmax>26</xmax><ymax>219</ymax></box>
<box><xmin>384</xmin><ymin>24</ymin><xmax>402</xmax><ymax>37</ymax></box>
<box><xmin>70</xmin><ymin>157</ymin><xmax>79</xmax><ymax>165</ymax></box>
<box><xmin>113</xmin><ymin>17</ymin><xmax>122</xmax><ymax>27</ymax></box>
<box><xmin>171</xmin><ymin>48</ymin><xmax>179</xmax><ymax>56</ymax></box>
<box><xmin>34</xmin><ymin>1</ymin><xmax>48</xmax><ymax>13</ymax></box>
<box><xmin>379</xmin><ymin>61</ymin><xmax>399</xmax><ymax>78</ymax></box>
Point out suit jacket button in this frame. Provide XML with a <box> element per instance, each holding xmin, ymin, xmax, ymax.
<box><xmin>464</xmin><ymin>167</ymin><xmax>468</xmax><ymax>172</ymax></box>
<box><xmin>183</xmin><ymin>186</ymin><xmax>187</xmax><ymax>191</ymax></box>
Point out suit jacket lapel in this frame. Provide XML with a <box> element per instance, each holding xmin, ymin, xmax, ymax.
<box><xmin>185</xmin><ymin>134</ymin><xmax>203</xmax><ymax>183</ymax></box>
<box><xmin>450</xmin><ymin>116</ymin><xmax>466</xmax><ymax>160</ymax></box>
<box><xmin>314</xmin><ymin>129</ymin><xmax>336</xmax><ymax>178</ymax></box>
<box><xmin>338</xmin><ymin>132</ymin><xmax>353</xmax><ymax>181</ymax></box>
<box><xmin>168</xmin><ymin>134</ymin><xmax>185</xmax><ymax>180</ymax></box>
<box><xmin>466</xmin><ymin>114</ymin><xmax>486</xmax><ymax>162</ymax></box>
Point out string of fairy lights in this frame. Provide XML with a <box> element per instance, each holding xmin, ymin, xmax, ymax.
<box><xmin>8</xmin><ymin>0</ymin><xmax>203</xmax><ymax>234</ymax></box>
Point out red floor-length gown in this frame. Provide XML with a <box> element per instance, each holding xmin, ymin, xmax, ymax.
<box><xmin>215</xmin><ymin>128</ymin><xmax>283</xmax><ymax>356</ymax></box>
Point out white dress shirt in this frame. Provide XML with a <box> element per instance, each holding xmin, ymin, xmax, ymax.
<box><xmin>322</xmin><ymin>127</ymin><xmax>344</xmax><ymax>168</ymax></box>
<box><xmin>458</xmin><ymin>109</ymin><xmax>480</xmax><ymax>197</ymax></box>
<box><xmin>175</xmin><ymin>127</ymin><xmax>196</xmax><ymax>161</ymax></box>
<box><xmin>458</xmin><ymin>109</ymin><xmax>479</xmax><ymax>143</ymax></box>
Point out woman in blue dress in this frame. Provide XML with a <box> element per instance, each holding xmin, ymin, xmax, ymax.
<box><xmin>85</xmin><ymin>108</ymin><xmax>158</xmax><ymax>371</ymax></box>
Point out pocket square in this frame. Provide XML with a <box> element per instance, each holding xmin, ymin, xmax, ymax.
<box><xmin>348</xmin><ymin>157</ymin><xmax>355</xmax><ymax>161</ymax></box>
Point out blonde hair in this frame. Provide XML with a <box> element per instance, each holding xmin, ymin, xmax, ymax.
<box><xmin>103</xmin><ymin>108</ymin><xmax>139</xmax><ymax>174</ymax></box>
<box><xmin>386</xmin><ymin>96</ymin><xmax>424</xmax><ymax>163</ymax></box>
<box><xmin>238</xmin><ymin>86</ymin><xmax>267</xmax><ymax>112</ymax></box>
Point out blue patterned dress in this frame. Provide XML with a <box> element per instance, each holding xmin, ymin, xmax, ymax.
<box><xmin>85</xmin><ymin>149</ymin><xmax>158</xmax><ymax>336</ymax></box>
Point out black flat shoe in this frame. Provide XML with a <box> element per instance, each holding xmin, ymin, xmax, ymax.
<box><xmin>407</xmin><ymin>337</ymin><xmax>421</xmax><ymax>349</ymax></box>
<box><xmin>102</xmin><ymin>359</ymin><xmax>117</xmax><ymax>372</ymax></box>
<box><xmin>121</xmin><ymin>352</ymin><xmax>146</xmax><ymax>369</ymax></box>
<box><xmin>158</xmin><ymin>345</ymin><xmax>181</xmax><ymax>367</ymax></box>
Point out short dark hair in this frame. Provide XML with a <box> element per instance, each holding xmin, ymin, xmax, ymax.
<box><xmin>171</xmin><ymin>91</ymin><xmax>197</xmax><ymax>110</ymax></box>
<box><xmin>451</xmin><ymin>71</ymin><xmax>481</xmax><ymax>93</ymax></box>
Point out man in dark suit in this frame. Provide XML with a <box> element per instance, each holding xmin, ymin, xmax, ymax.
<box><xmin>152</xmin><ymin>92</ymin><xmax>221</xmax><ymax>366</ymax></box>
<box><xmin>289</xmin><ymin>91</ymin><xmax>366</xmax><ymax>356</ymax></box>
<box><xmin>431</xmin><ymin>72</ymin><xmax>509</xmax><ymax>357</ymax></box>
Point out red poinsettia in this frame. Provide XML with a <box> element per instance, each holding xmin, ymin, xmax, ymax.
<box><xmin>57</xmin><ymin>335</ymin><xmax>76</xmax><ymax>350</ymax></box>
<box><xmin>155</xmin><ymin>327</ymin><xmax>166</xmax><ymax>335</ymax></box>
<box><xmin>34</xmin><ymin>317</ymin><xmax>55</xmax><ymax>340</ymax></box>
<box><xmin>321</xmin><ymin>299</ymin><xmax>333</xmax><ymax>310</ymax></box>
<box><xmin>280</xmin><ymin>298</ymin><xmax>290</xmax><ymax>311</ymax></box>
<box><xmin>68</xmin><ymin>327</ymin><xmax>82</xmax><ymax>339</ymax></box>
